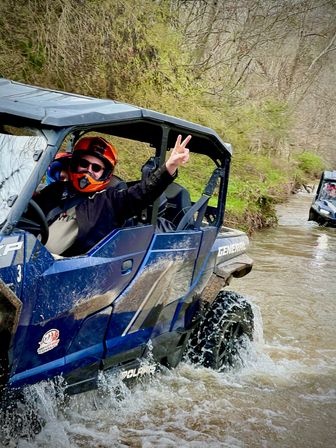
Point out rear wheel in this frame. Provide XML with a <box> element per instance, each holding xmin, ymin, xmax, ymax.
<box><xmin>186</xmin><ymin>290</ymin><xmax>254</xmax><ymax>371</ymax></box>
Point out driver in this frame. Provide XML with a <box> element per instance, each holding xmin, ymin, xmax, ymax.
<box><xmin>323</xmin><ymin>182</ymin><xmax>336</xmax><ymax>201</ymax></box>
<box><xmin>327</xmin><ymin>183</ymin><xmax>336</xmax><ymax>201</ymax></box>
<box><xmin>34</xmin><ymin>134</ymin><xmax>191</xmax><ymax>256</ymax></box>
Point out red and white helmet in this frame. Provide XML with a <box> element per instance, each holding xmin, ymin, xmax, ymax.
<box><xmin>70</xmin><ymin>136</ymin><xmax>118</xmax><ymax>193</ymax></box>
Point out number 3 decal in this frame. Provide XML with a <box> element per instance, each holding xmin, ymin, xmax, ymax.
<box><xmin>17</xmin><ymin>265</ymin><xmax>22</xmax><ymax>283</ymax></box>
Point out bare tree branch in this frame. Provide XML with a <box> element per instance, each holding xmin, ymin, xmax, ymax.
<box><xmin>307</xmin><ymin>30</ymin><xmax>336</xmax><ymax>72</ymax></box>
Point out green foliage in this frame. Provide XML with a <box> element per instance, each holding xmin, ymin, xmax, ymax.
<box><xmin>259</xmin><ymin>99</ymin><xmax>291</xmax><ymax>138</ymax></box>
<box><xmin>291</xmin><ymin>150</ymin><xmax>325</xmax><ymax>189</ymax></box>
<box><xmin>224</xmin><ymin>153</ymin><xmax>295</xmax><ymax>230</ymax></box>
<box><xmin>237</xmin><ymin>99</ymin><xmax>292</xmax><ymax>155</ymax></box>
<box><xmin>294</xmin><ymin>151</ymin><xmax>325</xmax><ymax>177</ymax></box>
<box><xmin>19</xmin><ymin>39</ymin><xmax>46</xmax><ymax>71</ymax></box>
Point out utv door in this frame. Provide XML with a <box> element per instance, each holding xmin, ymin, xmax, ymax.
<box><xmin>8</xmin><ymin>225</ymin><xmax>154</xmax><ymax>391</ymax></box>
<box><xmin>103</xmin><ymin>226</ymin><xmax>217</xmax><ymax>370</ymax></box>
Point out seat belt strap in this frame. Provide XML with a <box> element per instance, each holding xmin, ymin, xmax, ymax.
<box><xmin>46</xmin><ymin>195</ymin><xmax>86</xmax><ymax>224</ymax></box>
<box><xmin>176</xmin><ymin>167</ymin><xmax>224</xmax><ymax>231</ymax></box>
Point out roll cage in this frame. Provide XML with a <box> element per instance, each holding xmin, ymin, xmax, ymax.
<box><xmin>0</xmin><ymin>79</ymin><xmax>232</xmax><ymax>243</ymax></box>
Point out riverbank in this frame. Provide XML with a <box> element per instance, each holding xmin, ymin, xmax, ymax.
<box><xmin>178</xmin><ymin>150</ymin><xmax>320</xmax><ymax>234</ymax></box>
<box><xmin>224</xmin><ymin>183</ymin><xmax>315</xmax><ymax>234</ymax></box>
<box><xmin>223</xmin><ymin>151</ymin><xmax>320</xmax><ymax>234</ymax></box>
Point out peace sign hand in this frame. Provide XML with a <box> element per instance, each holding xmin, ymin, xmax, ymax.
<box><xmin>166</xmin><ymin>135</ymin><xmax>191</xmax><ymax>175</ymax></box>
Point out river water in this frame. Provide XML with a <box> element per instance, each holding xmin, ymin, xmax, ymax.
<box><xmin>5</xmin><ymin>191</ymin><xmax>336</xmax><ymax>448</ymax></box>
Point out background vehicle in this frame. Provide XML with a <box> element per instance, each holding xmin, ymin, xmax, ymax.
<box><xmin>0</xmin><ymin>79</ymin><xmax>254</xmax><ymax>400</ymax></box>
<box><xmin>309</xmin><ymin>170</ymin><xmax>336</xmax><ymax>226</ymax></box>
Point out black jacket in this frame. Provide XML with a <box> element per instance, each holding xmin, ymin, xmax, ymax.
<box><xmin>35</xmin><ymin>165</ymin><xmax>175</xmax><ymax>256</ymax></box>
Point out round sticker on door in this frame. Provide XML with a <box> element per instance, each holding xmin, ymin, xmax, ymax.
<box><xmin>37</xmin><ymin>329</ymin><xmax>60</xmax><ymax>354</ymax></box>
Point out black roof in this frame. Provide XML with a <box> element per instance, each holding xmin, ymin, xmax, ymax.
<box><xmin>0</xmin><ymin>79</ymin><xmax>232</xmax><ymax>160</ymax></box>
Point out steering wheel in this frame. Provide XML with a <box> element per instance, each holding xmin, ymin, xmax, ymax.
<box><xmin>17</xmin><ymin>199</ymin><xmax>49</xmax><ymax>245</ymax></box>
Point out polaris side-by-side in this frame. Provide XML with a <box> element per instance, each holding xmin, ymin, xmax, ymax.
<box><xmin>0</xmin><ymin>79</ymin><xmax>254</xmax><ymax>402</ymax></box>
<box><xmin>309</xmin><ymin>170</ymin><xmax>336</xmax><ymax>226</ymax></box>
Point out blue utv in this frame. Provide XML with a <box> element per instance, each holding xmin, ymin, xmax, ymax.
<box><xmin>308</xmin><ymin>170</ymin><xmax>336</xmax><ymax>227</ymax></box>
<box><xmin>0</xmin><ymin>79</ymin><xmax>254</xmax><ymax>401</ymax></box>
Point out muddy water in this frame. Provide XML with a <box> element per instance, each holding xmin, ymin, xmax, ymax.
<box><xmin>8</xmin><ymin>191</ymin><xmax>336</xmax><ymax>448</ymax></box>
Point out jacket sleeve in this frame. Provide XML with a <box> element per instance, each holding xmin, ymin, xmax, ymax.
<box><xmin>67</xmin><ymin>165</ymin><xmax>176</xmax><ymax>255</ymax></box>
<box><xmin>106</xmin><ymin>164</ymin><xmax>176</xmax><ymax>223</ymax></box>
<box><xmin>80</xmin><ymin>164</ymin><xmax>175</xmax><ymax>229</ymax></box>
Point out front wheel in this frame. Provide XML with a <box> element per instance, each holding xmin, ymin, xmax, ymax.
<box><xmin>186</xmin><ymin>290</ymin><xmax>254</xmax><ymax>371</ymax></box>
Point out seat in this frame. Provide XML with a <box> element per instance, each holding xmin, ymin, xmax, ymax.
<box><xmin>163</xmin><ymin>183</ymin><xmax>192</xmax><ymax>226</ymax></box>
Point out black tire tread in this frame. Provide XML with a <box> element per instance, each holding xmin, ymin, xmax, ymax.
<box><xmin>186</xmin><ymin>290</ymin><xmax>254</xmax><ymax>371</ymax></box>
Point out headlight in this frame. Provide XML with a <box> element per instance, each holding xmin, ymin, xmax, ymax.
<box><xmin>319</xmin><ymin>208</ymin><xmax>330</xmax><ymax>216</ymax></box>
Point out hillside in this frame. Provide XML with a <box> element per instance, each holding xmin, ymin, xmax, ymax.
<box><xmin>1</xmin><ymin>0</ymin><xmax>334</xmax><ymax>231</ymax></box>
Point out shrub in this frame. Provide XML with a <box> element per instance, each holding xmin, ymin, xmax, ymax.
<box><xmin>294</xmin><ymin>151</ymin><xmax>325</xmax><ymax>178</ymax></box>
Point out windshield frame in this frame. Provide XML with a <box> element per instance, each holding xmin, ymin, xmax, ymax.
<box><xmin>0</xmin><ymin>131</ymin><xmax>48</xmax><ymax>225</ymax></box>
<box><xmin>0</xmin><ymin>126</ymin><xmax>70</xmax><ymax>236</ymax></box>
